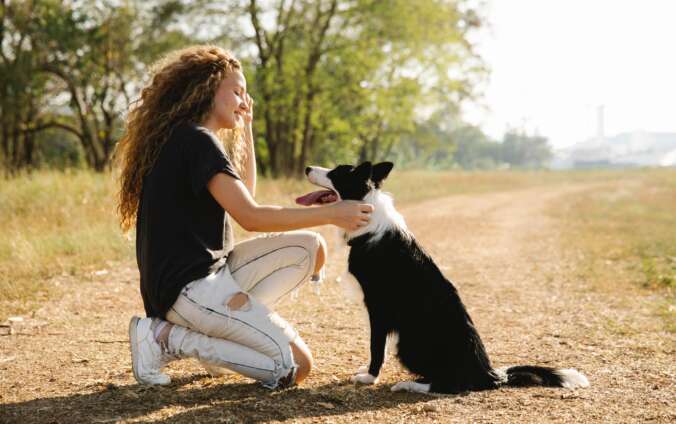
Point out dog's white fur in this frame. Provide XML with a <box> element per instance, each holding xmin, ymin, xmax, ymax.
<box><xmin>390</xmin><ymin>381</ymin><xmax>431</xmax><ymax>393</ymax></box>
<box><xmin>554</xmin><ymin>369</ymin><xmax>590</xmax><ymax>389</ymax></box>
<box><xmin>351</xmin><ymin>372</ymin><xmax>378</xmax><ymax>384</ymax></box>
<box><xmin>344</xmin><ymin>190</ymin><xmax>409</xmax><ymax>242</ymax></box>
<box><xmin>493</xmin><ymin>366</ymin><xmax>589</xmax><ymax>389</ymax></box>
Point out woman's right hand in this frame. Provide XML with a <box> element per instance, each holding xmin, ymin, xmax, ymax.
<box><xmin>327</xmin><ymin>200</ymin><xmax>374</xmax><ymax>231</ymax></box>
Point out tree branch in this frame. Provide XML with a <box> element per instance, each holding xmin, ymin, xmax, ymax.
<box><xmin>22</xmin><ymin>120</ymin><xmax>83</xmax><ymax>138</ymax></box>
<box><xmin>249</xmin><ymin>0</ymin><xmax>269</xmax><ymax>64</ymax></box>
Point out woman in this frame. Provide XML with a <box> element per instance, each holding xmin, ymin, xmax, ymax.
<box><xmin>116</xmin><ymin>45</ymin><xmax>373</xmax><ymax>389</ymax></box>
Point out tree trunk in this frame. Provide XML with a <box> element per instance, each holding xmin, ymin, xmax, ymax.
<box><xmin>297</xmin><ymin>90</ymin><xmax>316</xmax><ymax>176</ymax></box>
<box><xmin>358</xmin><ymin>140</ymin><xmax>368</xmax><ymax>164</ymax></box>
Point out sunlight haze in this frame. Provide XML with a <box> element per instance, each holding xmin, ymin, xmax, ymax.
<box><xmin>465</xmin><ymin>0</ymin><xmax>676</xmax><ymax>148</ymax></box>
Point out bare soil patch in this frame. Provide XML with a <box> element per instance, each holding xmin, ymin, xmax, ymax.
<box><xmin>1</xmin><ymin>183</ymin><xmax>673</xmax><ymax>423</ymax></box>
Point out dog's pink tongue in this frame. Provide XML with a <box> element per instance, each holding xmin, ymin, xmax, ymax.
<box><xmin>295</xmin><ymin>190</ymin><xmax>333</xmax><ymax>206</ymax></box>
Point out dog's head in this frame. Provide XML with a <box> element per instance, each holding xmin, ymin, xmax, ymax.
<box><xmin>296</xmin><ymin>161</ymin><xmax>394</xmax><ymax>205</ymax></box>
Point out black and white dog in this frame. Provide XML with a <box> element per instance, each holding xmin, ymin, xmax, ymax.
<box><xmin>297</xmin><ymin>161</ymin><xmax>589</xmax><ymax>394</ymax></box>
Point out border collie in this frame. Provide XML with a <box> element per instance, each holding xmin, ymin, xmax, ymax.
<box><xmin>297</xmin><ymin>161</ymin><xmax>590</xmax><ymax>394</ymax></box>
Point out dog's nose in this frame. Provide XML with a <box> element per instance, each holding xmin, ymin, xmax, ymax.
<box><xmin>305</xmin><ymin>167</ymin><xmax>311</xmax><ymax>176</ymax></box>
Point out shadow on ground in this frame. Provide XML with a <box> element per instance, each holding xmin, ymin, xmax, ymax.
<box><xmin>2</xmin><ymin>374</ymin><xmax>442</xmax><ymax>423</ymax></box>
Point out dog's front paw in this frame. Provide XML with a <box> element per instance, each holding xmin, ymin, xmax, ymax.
<box><xmin>351</xmin><ymin>372</ymin><xmax>378</xmax><ymax>385</ymax></box>
<box><xmin>355</xmin><ymin>365</ymin><xmax>369</xmax><ymax>374</ymax></box>
<box><xmin>391</xmin><ymin>380</ymin><xmax>431</xmax><ymax>393</ymax></box>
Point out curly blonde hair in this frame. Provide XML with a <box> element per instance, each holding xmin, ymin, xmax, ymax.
<box><xmin>115</xmin><ymin>45</ymin><xmax>246</xmax><ymax>232</ymax></box>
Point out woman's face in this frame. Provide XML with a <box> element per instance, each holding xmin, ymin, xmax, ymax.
<box><xmin>207</xmin><ymin>70</ymin><xmax>248</xmax><ymax>130</ymax></box>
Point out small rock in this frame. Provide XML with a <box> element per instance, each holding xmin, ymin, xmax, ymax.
<box><xmin>317</xmin><ymin>401</ymin><xmax>335</xmax><ymax>409</ymax></box>
<box><xmin>422</xmin><ymin>404</ymin><xmax>438</xmax><ymax>412</ymax></box>
<box><xmin>0</xmin><ymin>355</ymin><xmax>15</xmax><ymax>364</ymax></box>
<box><xmin>123</xmin><ymin>389</ymin><xmax>140</xmax><ymax>399</ymax></box>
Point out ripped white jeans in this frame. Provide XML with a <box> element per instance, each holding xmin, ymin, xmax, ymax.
<box><xmin>165</xmin><ymin>230</ymin><xmax>324</xmax><ymax>388</ymax></box>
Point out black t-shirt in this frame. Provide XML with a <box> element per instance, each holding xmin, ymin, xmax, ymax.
<box><xmin>136</xmin><ymin>124</ymin><xmax>241</xmax><ymax>318</ymax></box>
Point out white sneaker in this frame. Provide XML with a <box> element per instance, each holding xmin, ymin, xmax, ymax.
<box><xmin>128</xmin><ymin>316</ymin><xmax>173</xmax><ymax>385</ymax></box>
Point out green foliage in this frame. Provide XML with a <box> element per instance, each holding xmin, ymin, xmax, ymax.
<box><xmin>34</xmin><ymin>129</ymin><xmax>83</xmax><ymax>169</ymax></box>
<box><xmin>0</xmin><ymin>0</ymin><xmax>193</xmax><ymax>173</ymax></box>
<box><xmin>390</xmin><ymin>118</ymin><xmax>554</xmax><ymax>170</ymax></box>
<box><xmin>2</xmin><ymin>0</ymin><xmax>536</xmax><ymax>176</ymax></box>
<box><xmin>500</xmin><ymin>129</ymin><xmax>552</xmax><ymax>169</ymax></box>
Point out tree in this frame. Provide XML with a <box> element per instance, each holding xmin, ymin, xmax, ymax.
<box><xmin>32</xmin><ymin>1</ymin><xmax>148</xmax><ymax>170</ymax></box>
<box><xmin>0</xmin><ymin>0</ymin><xmax>51</xmax><ymax>174</ymax></box>
<box><xmin>1</xmin><ymin>0</ymin><xmax>197</xmax><ymax>174</ymax></box>
<box><xmin>500</xmin><ymin>129</ymin><xmax>552</xmax><ymax>169</ymax></box>
<box><xmin>221</xmin><ymin>0</ymin><xmax>485</xmax><ymax>176</ymax></box>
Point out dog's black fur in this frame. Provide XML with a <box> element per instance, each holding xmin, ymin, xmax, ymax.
<box><xmin>308</xmin><ymin>161</ymin><xmax>588</xmax><ymax>394</ymax></box>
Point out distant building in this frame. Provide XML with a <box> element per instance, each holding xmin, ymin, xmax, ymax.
<box><xmin>551</xmin><ymin>131</ymin><xmax>676</xmax><ymax>169</ymax></box>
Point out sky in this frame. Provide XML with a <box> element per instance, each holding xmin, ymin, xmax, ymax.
<box><xmin>463</xmin><ymin>0</ymin><xmax>676</xmax><ymax>149</ymax></box>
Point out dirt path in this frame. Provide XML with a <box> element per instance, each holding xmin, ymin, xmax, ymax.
<box><xmin>1</xmin><ymin>183</ymin><xmax>674</xmax><ymax>423</ymax></box>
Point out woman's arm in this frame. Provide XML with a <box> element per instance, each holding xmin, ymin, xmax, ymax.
<box><xmin>207</xmin><ymin>172</ymin><xmax>373</xmax><ymax>232</ymax></box>
<box><xmin>241</xmin><ymin>123</ymin><xmax>256</xmax><ymax>197</ymax></box>
<box><xmin>240</xmin><ymin>93</ymin><xmax>257</xmax><ymax>197</ymax></box>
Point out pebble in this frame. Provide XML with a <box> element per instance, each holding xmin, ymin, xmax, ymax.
<box><xmin>422</xmin><ymin>404</ymin><xmax>438</xmax><ymax>412</ymax></box>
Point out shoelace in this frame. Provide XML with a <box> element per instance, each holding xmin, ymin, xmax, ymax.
<box><xmin>277</xmin><ymin>366</ymin><xmax>298</xmax><ymax>389</ymax></box>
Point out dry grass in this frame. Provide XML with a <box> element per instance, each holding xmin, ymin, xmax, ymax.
<box><xmin>1</xmin><ymin>168</ymin><xmax>671</xmax><ymax>322</ymax></box>
<box><xmin>551</xmin><ymin>169</ymin><xmax>676</xmax><ymax>332</ymax></box>
<box><xmin>0</xmin><ymin>168</ymin><xmax>601</xmax><ymax>321</ymax></box>
<box><xmin>0</xmin><ymin>171</ymin><xmax>131</xmax><ymax>320</ymax></box>
<box><xmin>1</xmin><ymin>173</ymin><xmax>674</xmax><ymax>423</ymax></box>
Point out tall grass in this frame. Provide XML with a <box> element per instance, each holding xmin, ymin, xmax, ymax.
<box><xmin>0</xmin><ymin>171</ymin><xmax>132</xmax><ymax>319</ymax></box>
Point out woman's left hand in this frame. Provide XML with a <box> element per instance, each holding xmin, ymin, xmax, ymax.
<box><xmin>243</xmin><ymin>94</ymin><xmax>254</xmax><ymax>125</ymax></box>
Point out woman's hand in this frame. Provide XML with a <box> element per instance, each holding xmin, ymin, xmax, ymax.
<box><xmin>243</xmin><ymin>94</ymin><xmax>254</xmax><ymax>125</ymax></box>
<box><xmin>327</xmin><ymin>200</ymin><xmax>374</xmax><ymax>231</ymax></box>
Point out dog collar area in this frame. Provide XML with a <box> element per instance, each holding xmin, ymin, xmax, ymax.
<box><xmin>346</xmin><ymin>233</ymin><xmax>373</xmax><ymax>247</ymax></box>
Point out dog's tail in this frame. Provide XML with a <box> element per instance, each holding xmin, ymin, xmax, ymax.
<box><xmin>494</xmin><ymin>365</ymin><xmax>590</xmax><ymax>389</ymax></box>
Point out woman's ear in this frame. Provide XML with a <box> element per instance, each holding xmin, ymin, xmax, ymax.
<box><xmin>371</xmin><ymin>162</ymin><xmax>393</xmax><ymax>187</ymax></box>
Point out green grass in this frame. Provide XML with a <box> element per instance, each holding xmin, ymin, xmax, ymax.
<box><xmin>1</xmin><ymin>167</ymin><xmax>674</xmax><ymax>321</ymax></box>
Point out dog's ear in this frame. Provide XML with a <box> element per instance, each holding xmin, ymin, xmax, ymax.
<box><xmin>353</xmin><ymin>161</ymin><xmax>372</xmax><ymax>181</ymax></box>
<box><xmin>371</xmin><ymin>162</ymin><xmax>393</xmax><ymax>187</ymax></box>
